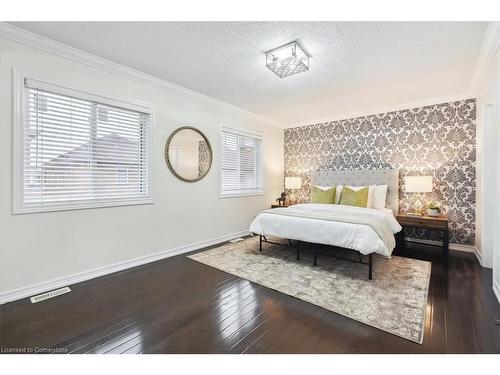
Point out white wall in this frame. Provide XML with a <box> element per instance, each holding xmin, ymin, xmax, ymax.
<box><xmin>0</xmin><ymin>34</ymin><xmax>284</xmax><ymax>301</ymax></box>
<box><xmin>475</xmin><ymin>23</ymin><xmax>500</xmax><ymax>302</ymax></box>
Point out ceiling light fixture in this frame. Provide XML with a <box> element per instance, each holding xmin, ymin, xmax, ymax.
<box><xmin>265</xmin><ymin>41</ymin><xmax>309</xmax><ymax>79</ymax></box>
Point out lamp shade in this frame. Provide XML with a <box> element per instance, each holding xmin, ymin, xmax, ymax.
<box><xmin>285</xmin><ymin>176</ymin><xmax>302</xmax><ymax>190</ymax></box>
<box><xmin>404</xmin><ymin>176</ymin><xmax>432</xmax><ymax>193</ymax></box>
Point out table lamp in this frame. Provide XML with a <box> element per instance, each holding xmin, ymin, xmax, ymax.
<box><xmin>404</xmin><ymin>176</ymin><xmax>432</xmax><ymax>216</ymax></box>
<box><xmin>285</xmin><ymin>176</ymin><xmax>302</xmax><ymax>205</ymax></box>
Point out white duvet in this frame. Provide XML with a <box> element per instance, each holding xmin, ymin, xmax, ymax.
<box><xmin>249</xmin><ymin>203</ymin><xmax>402</xmax><ymax>257</ymax></box>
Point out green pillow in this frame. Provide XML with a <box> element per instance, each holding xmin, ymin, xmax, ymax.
<box><xmin>311</xmin><ymin>186</ymin><xmax>336</xmax><ymax>204</ymax></box>
<box><xmin>339</xmin><ymin>186</ymin><xmax>369</xmax><ymax>207</ymax></box>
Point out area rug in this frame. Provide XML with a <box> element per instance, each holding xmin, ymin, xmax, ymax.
<box><xmin>188</xmin><ymin>236</ymin><xmax>431</xmax><ymax>343</ymax></box>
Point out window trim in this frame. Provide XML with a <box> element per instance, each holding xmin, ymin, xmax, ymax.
<box><xmin>12</xmin><ymin>70</ymin><xmax>154</xmax><ymax>214</ymax></box>
<box><xmin>218</xmin><ymin>125</ymin><xmax>264</xmax><ymax>199</ymax></box>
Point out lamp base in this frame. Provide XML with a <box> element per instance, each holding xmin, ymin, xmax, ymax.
<box><xmin>287</xmin><ymin>192</ymin><xmax>298</xmax><ymax>205</ymax></box>
<box><xmin>405</xmin><ymin>211</ymin><xmax>424</xmax><ymax>217</ymax></box>
<box><xmin>408</xmin><ymin>197</ymin><xmax>424</xmax><ymax>216</ymax></box>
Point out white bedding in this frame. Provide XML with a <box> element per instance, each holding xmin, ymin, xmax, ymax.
<box><xmin>249</xmin><ymin>203</ymin><xmax>402</xmax><ymax>257</ymax></box>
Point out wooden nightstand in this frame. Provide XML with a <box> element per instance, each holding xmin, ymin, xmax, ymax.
<box><xmin>396</xmin><ymin>213</ymin><xmax>449</xmax><ymax>263</ymax></box>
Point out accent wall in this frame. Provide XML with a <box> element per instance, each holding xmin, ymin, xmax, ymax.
<box><xmin>284</xmin><ymin>99</ymin><xmax>476</xmax><ymax>245</ymax></box>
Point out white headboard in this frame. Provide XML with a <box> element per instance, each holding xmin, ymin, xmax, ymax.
<box><xmin>311</xmin><ymin>169</ymin><xmax>400</xmax><ymax>213</ymax></box>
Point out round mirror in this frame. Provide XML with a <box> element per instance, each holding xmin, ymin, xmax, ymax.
<box><xmin>165</xmin><ymin>126</ymin><xmax>212</xmax><ymax>182</ymax></box>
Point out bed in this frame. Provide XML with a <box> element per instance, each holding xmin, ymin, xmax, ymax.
<box><xmin>249</xmin><ymin>169</ymin><xmax>402</xmax><ymax>279</ymax></box>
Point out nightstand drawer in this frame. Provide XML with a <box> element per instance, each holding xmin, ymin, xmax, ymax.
<box><xmin>397</xmin><ymin>216</ymin><xmax>447</xmax><ymax>230</ymax></box>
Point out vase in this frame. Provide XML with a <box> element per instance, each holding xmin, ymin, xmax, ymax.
<box><xmin>427</xmin><ymin>208</ymin><xmax>439</xmax><ymax>217</ymax></box>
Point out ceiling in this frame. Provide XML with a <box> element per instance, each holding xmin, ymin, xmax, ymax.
<box><xmin>10</xmin><ymin>22</ymin><xmax>488</xmax><ymax>126</ymax></box>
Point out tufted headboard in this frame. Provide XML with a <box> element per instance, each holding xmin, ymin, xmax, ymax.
<box><xmin>311</xmin><ymin>169</ymin><xmax>400</xmax><ymax>213</ymax></box>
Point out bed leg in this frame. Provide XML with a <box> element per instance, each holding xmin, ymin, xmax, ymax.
<box><xmin>314</xmin><ymin>247</ymin><xmax>318</xmax><ymax>266</ymax></box>
<box><xmin>259</xmin><ymin>235</ymin><xmax>262</xmax><ymax>252</ymax></box>
<box><xmin>368</xmin><ymin>253</ymin><xmax>373</xmax><ymax>280</ymax></box>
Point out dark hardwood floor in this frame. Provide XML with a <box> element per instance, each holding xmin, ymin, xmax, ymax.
<box><xmin>1</xmin><ymin>240</ymin><xmax>499</xmax><ymax>354</ymax></box>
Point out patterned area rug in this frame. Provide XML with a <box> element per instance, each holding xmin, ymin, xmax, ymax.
<box><xmin>188</xmin><ymin>236</ymin><xmax>431</xmax><ymax>343</ymax></box>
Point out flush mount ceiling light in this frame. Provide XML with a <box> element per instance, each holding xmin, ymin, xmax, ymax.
<box><xmin>265</xmin><ymin>41</ymin><xmax>310</xmax><ymax>79</ymax></box>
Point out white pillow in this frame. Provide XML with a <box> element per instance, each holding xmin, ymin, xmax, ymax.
<box><xmin>370</xmin><ymin>185</ymin><xmax>388</xmax><ymax>209</ymax></box>
<box><xmin>314</xmin><ymin>185</ymin><xmax>334</xmax><ymax>191</ymax></box>
<box><xmin>335</xmin><ymin>185</ymin><xmax>343</xmax><ymax>204</ymax></box>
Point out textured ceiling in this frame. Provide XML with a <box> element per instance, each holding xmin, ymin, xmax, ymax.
<box><xmin>10</xmin><ymin>21</ymin><xmax>488</xmax><ymax>126</ymax></box>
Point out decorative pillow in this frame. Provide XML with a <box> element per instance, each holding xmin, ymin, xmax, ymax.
<box><xmin>371</xmin><ymin>185</ymin><xmax>388</xmax><ymax>209</ymax></box>
<box><xmin>314</xmin><ymin>185</ymin><xmax>333</xmax><ymax>191</ymax></box>
<box><xmin>339</xmin><ymin>186</ymin><xmax>369</xmax><ymax>207</ymax></box>
<box><xmin>311</xmin><ymin>186</ymin><xmax>336</xmax><ymax>204</ymax></box>
<box><xmin>338</xmin><ymin>185</ymin><xmax>373</xmax><ymax>207</ymax></box>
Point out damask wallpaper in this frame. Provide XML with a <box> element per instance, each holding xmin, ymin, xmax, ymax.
<box><xmin>284</xmin><ymin>99</ymin><xmax>476</xmax><ymax>245</ymax></box>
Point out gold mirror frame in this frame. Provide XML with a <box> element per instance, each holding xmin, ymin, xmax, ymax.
<box><xmin>164</xmin><ymin>126</ymin><xmax>213</xmax><ymax>182</ymax></box>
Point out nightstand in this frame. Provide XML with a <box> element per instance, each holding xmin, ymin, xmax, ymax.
<box><xmin>396</xmin><ymin>213</ymin><xmax>449</xmax><ymax>263</ymax></box>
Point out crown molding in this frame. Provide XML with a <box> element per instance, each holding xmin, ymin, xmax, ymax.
<box><xmin>0</xmin><ymin>22</ymin><xmax>283</xmax><ymax>129</ymax></box>
<box><xmin>284</xmin><ymin>93</ymin><xmax>474</xmax><ymax>129</ymax></box>
<box><xmin>470</xmin><ymin>21</ymin><xmax>500</xmax><ymax>96</ymax></box>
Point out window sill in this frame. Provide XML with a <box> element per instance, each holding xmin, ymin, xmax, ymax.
<box><xmin>13</xmin><ymin>198</ymin><xmax>153</xmax><ymax>215</ymax></box>
<box><xmin>219</xmin><ymin>191</ymin><xmax>264</xmax><ymax>199</ymax></box>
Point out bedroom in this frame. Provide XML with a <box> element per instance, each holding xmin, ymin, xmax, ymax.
<box><xmin>0</xmin><ymin>1</ymin><xmax>499</xmax><ymax>372</ymax></box>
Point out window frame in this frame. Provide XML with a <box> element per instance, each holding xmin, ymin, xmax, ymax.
<box><xmin>12</xmin><ymin>71</ymin><xmax>154</xmax><ymax>214</ymax></box>
<box><xmin>219</xmin><ymin>125</ymin><xmax>264</xmax><ymax>199</ymax></box>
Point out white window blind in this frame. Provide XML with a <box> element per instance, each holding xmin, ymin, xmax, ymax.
<box><xmin>18</xmin><ymin>79</ymin><xmax>151</xmax><ymax>212</ymax></box>
<box><xmin>220</xmin><ymin>128</ymin><xmax>263</xmax><ymax>197</ymax></box>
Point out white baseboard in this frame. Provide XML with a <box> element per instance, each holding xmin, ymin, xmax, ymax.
<box><xmin>494</xmin><ymin>280</ymin><xmax>500</xmax><ymax>305</ymax></box>
<box><xmin>0</xmin><ymin>230</ymin><xmax>249</xmax><ymax>305</ymax></box>
<box><xmin>403</xmin><ymin>237</ymin><xmax>482</xmax><ymax>265</ymax></box>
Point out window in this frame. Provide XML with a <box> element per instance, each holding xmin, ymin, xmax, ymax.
<box><xmin>116</xmin><ymin>169</ymin><xmax>129</xmax><ymax>185</ymax></box>
<box><xmin>15</xmin><ymin>78</ymin><xmax>151</xmax><ymax>213</ymax></box>
<box><xmin>220</xmin><ymin>127</ymin><xmax>263</xmax><ymax>197</ymax></box>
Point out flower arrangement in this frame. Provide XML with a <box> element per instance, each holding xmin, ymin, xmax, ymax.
<box><xmin>427</xmin><ymin>201</ymin><xmax>440</xmax><ymax>217</ymax></box>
